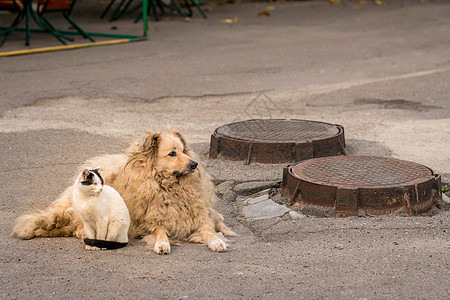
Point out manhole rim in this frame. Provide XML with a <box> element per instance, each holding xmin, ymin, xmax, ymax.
<box><xmin>287</xmin><ymin>155</ymin><xmax>437</xmax><ymax>189</ymax></box>
<box><xmin>282</xmin><ymin>155</ymin><xmax>442</xmax><ymax>217</ymax></box>
<box><xmin>210</xmin><ymin>119</ymin><xmax>346</xmax><ymax>164</ymax></box>
<box><xmin>212</xmin><ymin>118</ymin><xmax>345</xmax><ymax>144</ymax></box>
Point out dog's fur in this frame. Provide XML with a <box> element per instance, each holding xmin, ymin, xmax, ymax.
<box><xmin>11</xmin><ymin>130</ymin><xmax>236</xmax><ymax>254</ymax></box>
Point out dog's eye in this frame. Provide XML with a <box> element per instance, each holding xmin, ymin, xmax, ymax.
<box><xmin>168</xmin><ymin>151</ymin><xmax>177</xmax><ymax>157</ymax></box>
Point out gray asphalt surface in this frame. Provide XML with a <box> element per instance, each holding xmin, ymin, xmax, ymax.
<box><xmin>1</xmin><ymin>0</ymin><xmax>449</xmax><ymax>299</ymax></box>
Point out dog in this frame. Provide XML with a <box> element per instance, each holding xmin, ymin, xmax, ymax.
<box><xmin>11</xmin><ymin>130</ymin><xmax>236</xmax><ymax>254</ymax></box>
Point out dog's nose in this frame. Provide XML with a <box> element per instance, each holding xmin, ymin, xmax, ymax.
<box><xmin>190</xmin><ymin>161</ymin><xmax>198</xmax><ymax>170</ymax></box>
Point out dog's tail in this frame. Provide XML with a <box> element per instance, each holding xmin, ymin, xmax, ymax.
<box><xmin>211</xmin><ymin>210</ymin><xmax>237</xmax><ymax>237</ymax></box>
<box><xmin>216</xmin><ymin>222</ymin><xmax>237</xmax><ymax>237</ymax></box>
<box><xmin>11</xmin><ymin>187</ymin><xmax>80</xmax><ymax>240</ymax></box>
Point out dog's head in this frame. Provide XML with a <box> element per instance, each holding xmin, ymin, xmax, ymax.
<box><xmin>142</xmin><ymin>130</ymin><xmax>198</xmax><ymax>177</ymax></box>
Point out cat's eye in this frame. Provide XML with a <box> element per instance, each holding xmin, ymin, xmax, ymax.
<box><xmin>168</xmin><ymin>151</ymin><xmax>177</xmax><ymax>157</ymax></box>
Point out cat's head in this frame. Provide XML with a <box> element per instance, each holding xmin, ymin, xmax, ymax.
<box><xmin>76</xmin><ymin>168</ymin><xmax>104</xmax><ymax>195</ymax></box>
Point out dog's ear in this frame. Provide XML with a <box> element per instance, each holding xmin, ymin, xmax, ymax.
<box><xmin>142</xmin><ymin>132</ymin><xmax>160</xmax><ymax>158</ymax></box>
<box><xmin>172</xmin><ymin>130</ymin><xmax>190</xmax><ymax>153</ymax></box>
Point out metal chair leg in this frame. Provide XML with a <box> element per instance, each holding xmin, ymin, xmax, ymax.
<box><xmin>64</xmin><ymin>12</ymin><xmax>94</xmax><ymax>42</ymax></box>
<box><xmin>38</xmin><ymin>15</ymin><xmax>76</xmax><ymax>44</ymax></box>
<box><xmin>25</xmin><ymin>0</ymin><xmax>30</xmax><ymax>45</ymax></box>
<box><xmin>0</xmin><ymin>12</ymin><xmax>23</xmax><ymax>46</ymax></box>
<box><xmin>170</xmin><ymin>0</ymin><xmax>187</xmax><ymax>18</ymax></box>
<box><xmin>183</xmin><ymin>0</ymin><xmax>192</xmax><ymax>17</ymax></box>
<box><xmin>113</xmin><ymin>0</ymin><xmax>135</xmax><ymax>20</ymax></box>
<box><xmin>190</xmin><ymin>0</ymin><xmax>206</xmax><ymax>18</ymax></box>
<box><xmin>109</xmin><ymin>0</ymin><xmax>126</xmax><ymax>21</ymax></box>
<box><xmin>101</xmin><ymin>0</ymin><xmax>116</xmax><ymax>19</ymax></box>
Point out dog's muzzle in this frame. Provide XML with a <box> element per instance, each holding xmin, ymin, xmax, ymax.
<box><xmin>174</xmin><ymin>160</ymin><xmax>198</xmax><ymax>176</ymax></box>
<box><xmin>188</xmin><ymin>160</ymin><xmax>198</xmax><ymax>172</ymax></box>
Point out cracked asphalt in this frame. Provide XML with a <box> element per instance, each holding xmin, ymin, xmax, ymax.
<box><xmin>1</xmin><ymin>0</ymin><xmax>449</xmax><ymax>299</ymax></box>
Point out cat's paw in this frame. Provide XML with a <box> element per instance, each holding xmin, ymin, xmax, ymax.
<box><xmin>154</xmin><ymin>241</ymin><xmax>171</xmax><ymax>255</ymax></box>
<box><xmin>208</xmin><ymin>239</ymin><xmax>227</xmax><ymax>252</ymax></box>
<box><xmin>85</xmin><ymin>245</ymin><xmax>101</xmax><ymax>251</ymax></box>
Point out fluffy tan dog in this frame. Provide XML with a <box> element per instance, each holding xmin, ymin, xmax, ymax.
<box><xmin>11</xmin><ymin>130</ymin><xmax>236</xmax><ymax>254</ymax></box>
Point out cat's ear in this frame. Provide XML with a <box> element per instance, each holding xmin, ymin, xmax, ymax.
<box><xmin>93</xmin><ymin>166</ymin><xmax>101</xmax><ymax>172</ymax></box>
<box><xmin>142</xmin><ymin>132</ymin><xmax>160</xmax><ymax>159</ymax></box>
<box><xmin>82</xmin><ymin>169</ymin><xmax>90</xmax><ymax>179</ymax></box>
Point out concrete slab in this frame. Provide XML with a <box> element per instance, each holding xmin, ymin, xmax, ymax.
<box><xmin>243</xmin><ymin>194</ymin><xmax>290</xmax><ymax>221</ymax></box>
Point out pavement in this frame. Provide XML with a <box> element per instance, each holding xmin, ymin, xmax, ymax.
<box><xmin>1</xmin><ymin>0</ymin><xmax>449</xmax><ymax>299</ymax></box>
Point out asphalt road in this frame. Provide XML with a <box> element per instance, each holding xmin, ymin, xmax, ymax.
<box><xmin>1</xmin><ymin>0</ymin><xmax>449</xmax><ymax>299</ymax></box>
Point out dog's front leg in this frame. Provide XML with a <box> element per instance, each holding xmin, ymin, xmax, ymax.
<box><xmin>198</xmin><ymin>224</ymin><xmax>227</xmax><ymax>252</ymax></box>
<box><xmin>152</xmin><ymin>227</ymin><xmax>171</xmax><ymax>255</ymax></box>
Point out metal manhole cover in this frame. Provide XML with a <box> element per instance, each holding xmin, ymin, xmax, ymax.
<box><xmin>209</xmin><ymin>119</ymin><xmax>346</xmax><ymax>164</ymax></box>
<box><xmin>282</xmin><ymin>156</ymin><xmax>443</xmax><ymax>217</ymax></box>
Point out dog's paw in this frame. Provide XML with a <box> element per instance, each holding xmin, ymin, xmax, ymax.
<box><xmin>209</xmin><ymin>239</ymin><xmax>227</xmax><ymax>252</ymax></box>
<box><xmin>154</xmin><ymin>241</ymin><xmax>171</xmax><ymax>255</ymax></box>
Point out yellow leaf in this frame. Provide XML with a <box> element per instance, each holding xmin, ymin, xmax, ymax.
<box><xmin>265</xmin><ymin>6</ymin><xmax>275</xmax><ymax>11</ymax></box>
<box><xmin>219</xmin><ymin>18</ymin><xmax>234</xmax><ymax>24</ymax></box>
<box><xmin>234</xmin><ymin>16</ymin><xmax>238</xmax><ymax>23</ymax></box>
<box><xmin>257</xmin><ymin>11</ymin><xmax>270</xmax><ymax>17</ymax></box>
<box><xmin>374</xmin><ymin>0</ymin><xmax>386</xmax><ymax>5</ymax></box>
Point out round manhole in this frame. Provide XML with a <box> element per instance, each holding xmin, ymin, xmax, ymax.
<box><xmin>282</xmin><ymin>156</ymin><xmax>443</xmax><ymax>217</ymax></box>
<box><xmin>209</xmin><ymin>119</ymin><xmax>346</xmax><ymax>164</ymax></box>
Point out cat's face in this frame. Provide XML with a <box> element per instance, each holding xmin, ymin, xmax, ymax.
<box><xmin>77</xmin><ymin>168</ymin><xmax>104</xmax><ymax>196</ymax></box>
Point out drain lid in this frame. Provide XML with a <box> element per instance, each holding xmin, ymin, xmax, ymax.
<box><xmin>209</xmin><ymin>119</ymin><xmax>346</xmax><ymax>164</ymax></box>
<box><xmin>282</xmin><ymin>156</ymin><xmax>442</xmax><ymax>217</ymax></box>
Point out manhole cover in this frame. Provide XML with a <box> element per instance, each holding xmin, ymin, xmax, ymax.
<box><xmin>282</xmin><ymin>156</ymin><xmax>443</xmax><ymax>217</ymax></box>
<box><xmin>209</xmin><ymin>119</ymin><xmax>346</xmax><ymax>164</ymax></box>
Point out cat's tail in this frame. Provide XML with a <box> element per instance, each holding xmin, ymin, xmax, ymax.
<box><xmin>11</xmin><ymin>186</ymin><xmax>82</xmax><ymax>239</ymax></box>
<box><xmin>84</xmin><ymin>238</ymin><xmax>128</xmax><ymax>250</ymax></box>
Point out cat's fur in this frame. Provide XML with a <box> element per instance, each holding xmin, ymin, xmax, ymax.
<box><xmin>73</xmin><ymin>168</ymin><xmax>130</xmax><ymax>250</ymax></box>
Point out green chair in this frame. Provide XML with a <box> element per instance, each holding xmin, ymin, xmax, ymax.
<box><xmin>0</xmin><ymin>0</ymin><xmax>24</xmax><ymax>45</ymax></box>
<box><xmin>36</xmin><ymin>0</ymin><xmax>94</xmax><ymax>44</ymax></box>
<box><xmin>103</xmin><ymin>0</ymin><xmax>206</xmax><ymax>23</ymax></box>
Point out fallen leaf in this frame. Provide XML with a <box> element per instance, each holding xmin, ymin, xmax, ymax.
<box><xmin>330</xmin><ymin>0</ymin><xmax>340</xmax><ymax>4</ymax></box>
<box><xmin>257</xmin><ymin>11</ymin><xmax>270</xmax><ymax>17</ymax></box>
<box><xmin>265</xmin><ymin>6</ymin><xmax>275</xmax><ymax>11</ymax></box>
<box><xmin>219</xmin><ymin>17</ymin><xmax>238</xmax><ymax>24</ymax></box>
<box><xmin>202</xmin><ymin>6</ymin><xmax>212</xmax><ymax>12</ymax></box>
<box><xmin>374</xmin><ymin>0</ymin><xmax>387</xmax><ymax>5</ymax></box>
<box><xmin>220</xmin><ymin>18</ymin><xmax>234</xmax><ymax>24</ymax></box>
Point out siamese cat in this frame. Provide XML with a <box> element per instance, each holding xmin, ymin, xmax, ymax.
<box><xmin>73</xmin><ymin>168</ymin><xmax>130</xmax><ymax>250</ymax></box>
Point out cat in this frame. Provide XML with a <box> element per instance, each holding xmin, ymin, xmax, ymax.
<box><xmin>73</xmin><ymin>168</ymin><xmax>130</xmax><ymax>250</ymax></box>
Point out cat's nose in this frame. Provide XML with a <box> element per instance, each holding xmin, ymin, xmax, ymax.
<box><xmin>190</xmin><ymin>161</ymin><xmax>198</xmax><ymax>170</ymax></box>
